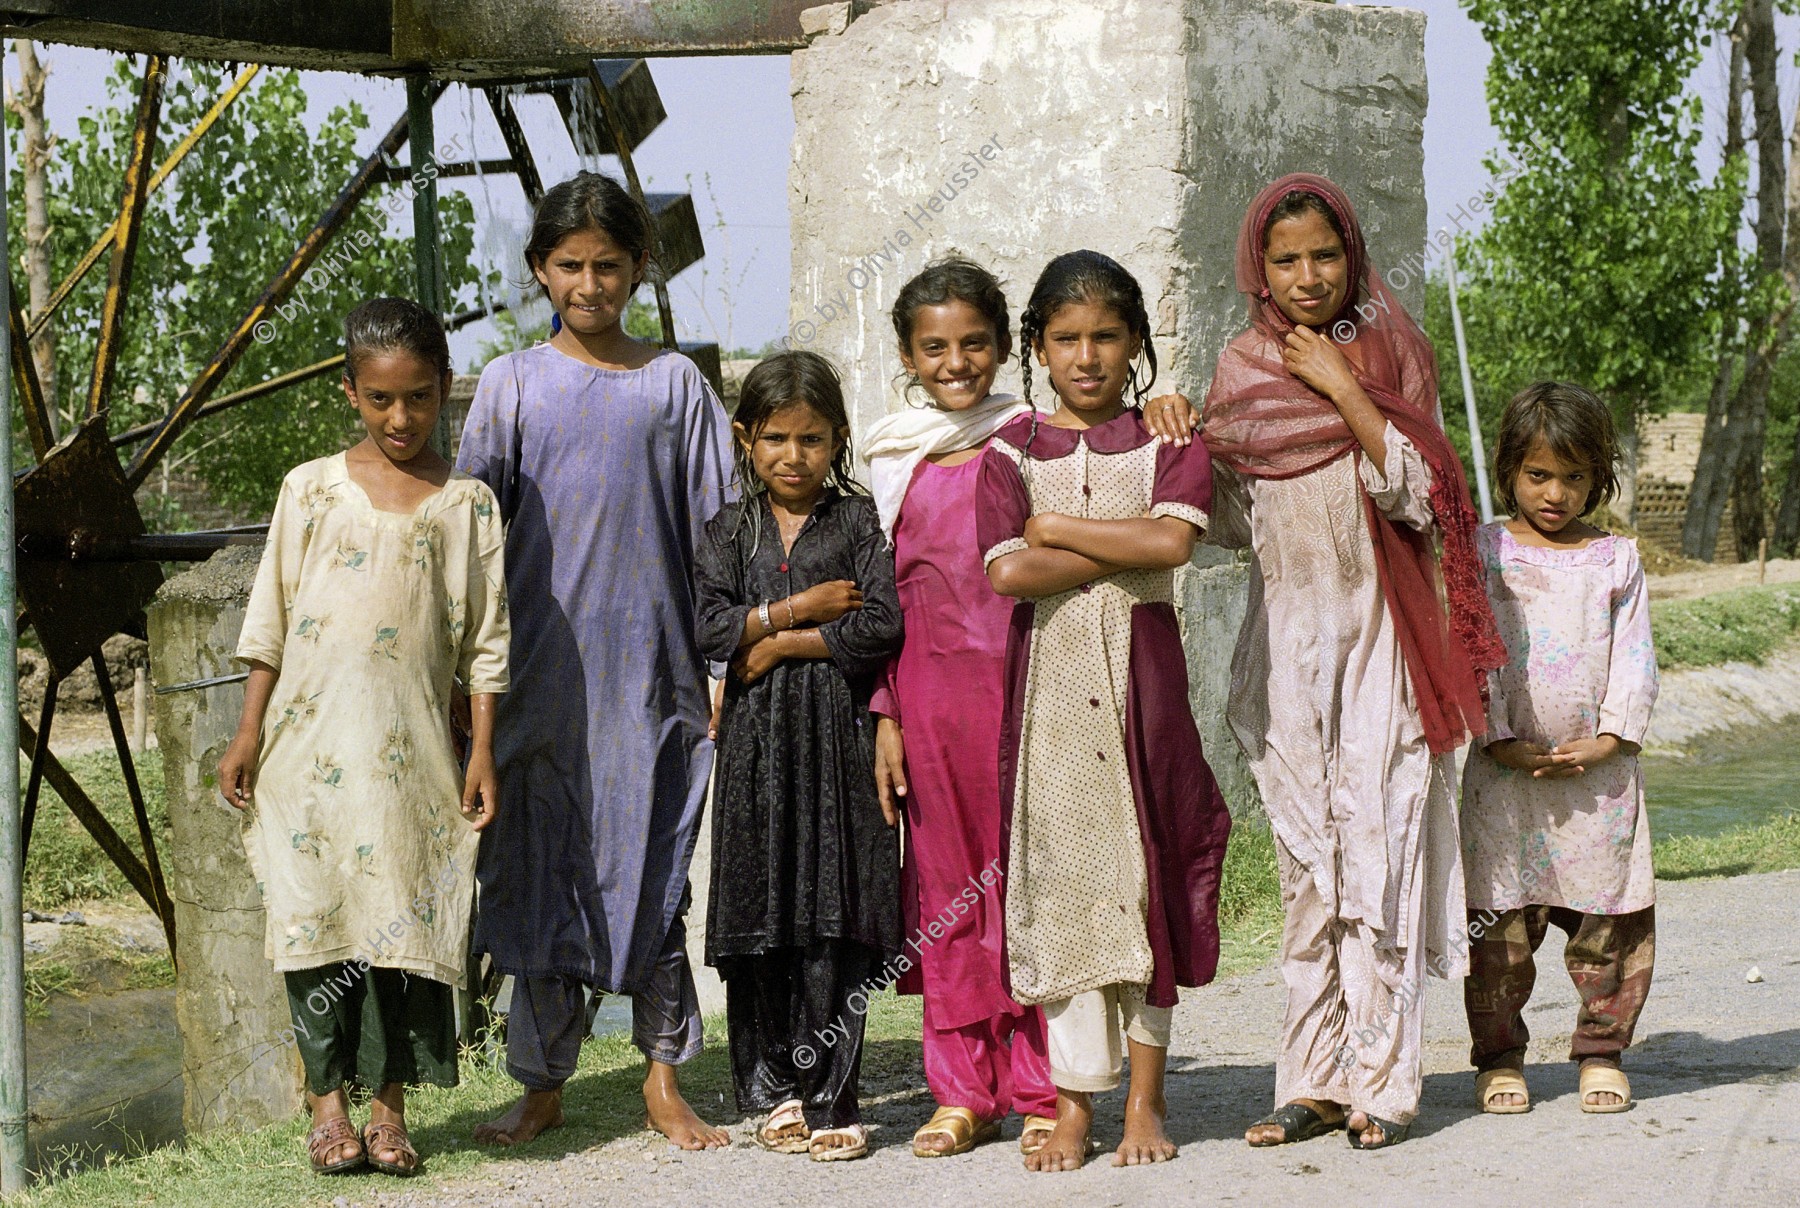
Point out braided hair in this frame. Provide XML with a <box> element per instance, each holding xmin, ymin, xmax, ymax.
<box><xmin>1017</xmin><ymin>250</ymin><xmax>1158</xmax><ymax>459</ymax></box>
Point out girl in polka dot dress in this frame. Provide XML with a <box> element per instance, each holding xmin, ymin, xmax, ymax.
<box><xmin>977</xmin><ymin>251</ymin><xmax>1232</xmax><ymax>1172</ymax></box>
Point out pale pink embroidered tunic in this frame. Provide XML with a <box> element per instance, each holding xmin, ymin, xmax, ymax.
<box><xmin>1460</xmin><ymin>525</ymin><xmax>1659</xmax><ymax>914</ymax></box>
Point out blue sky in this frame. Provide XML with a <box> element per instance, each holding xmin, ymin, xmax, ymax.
<box><xmin>7</xmin><ymin>1</ymin><xmax>1789</xmax><ymax>368</ymax></box>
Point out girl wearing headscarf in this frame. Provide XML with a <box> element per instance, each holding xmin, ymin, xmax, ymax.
<box><xmin>1201</xmin><ymin>174</ymin><xmax>1505</xmax><ymax>1150</ymax></box>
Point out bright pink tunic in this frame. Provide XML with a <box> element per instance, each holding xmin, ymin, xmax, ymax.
<box><xmin>872</xmin><ymin>455</ymin><xmax>1023</xmax><ymax>1029</ymax></box>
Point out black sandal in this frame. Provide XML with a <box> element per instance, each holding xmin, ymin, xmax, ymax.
<box><xmin>1346</xmin><ymin>1114</ymin><xmax>1409</xmax><ymax>1150</ymax></box>
<box><xmin>1248</xmin><ymin>1102</ymin><xmax>1345</xmax><ymax>1147</ymax></box>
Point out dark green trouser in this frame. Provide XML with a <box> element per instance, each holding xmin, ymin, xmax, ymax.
<box><xmin>284</xmin><ymin>963</ymin><xmax>458</xmax><ymax>1096</ymax></box>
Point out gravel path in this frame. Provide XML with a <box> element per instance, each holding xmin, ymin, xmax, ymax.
<box><xmin>363</xmin><ymin>869</ymin><xmax>1800</xmax><ymax>1207</ymax></box>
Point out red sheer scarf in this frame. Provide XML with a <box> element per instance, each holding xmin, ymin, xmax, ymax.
<box><xmin>1201</xmin><ymin>173</ymin><xmax>1505</xmax><ymax>754</ymax></box>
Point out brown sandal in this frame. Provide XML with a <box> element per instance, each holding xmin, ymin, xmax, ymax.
<box><xmin>307</xmin><ymin>1114</ymin><xmax>366</xmax><ymax>1174</ymax></box>
<box><xmin>362</xmin><ymin>1120</ymin><xmax>420</xmax><ymax>1176</ymax></box>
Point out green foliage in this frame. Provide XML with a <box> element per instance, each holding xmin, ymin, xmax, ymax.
<box><xmin>1650</xmin><ymin>583</ymin><xmax>1800</xmax><ymax>669</ymax></box>
<box><xmin>6</xmin><ymin>59</ymin><xmax>486</xmax><ymax>518</ymax></box>
<box><xmin>624</xmin><ymin>296</ymin><xmax>663</xmax><ymax>342</ymax></box>
<box><xmin>1457</xmin><ymin>0</ymin><xmax>1745</xmax><ymax>420</ymax></box>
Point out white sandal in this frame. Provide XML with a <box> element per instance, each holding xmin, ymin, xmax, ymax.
<box><xmin>808</xmin><ymin>1122</ymin><xmax>869</xmax><ymax>1162</ymax></box>
<box><xmin>757</xmin><ymin>1099</ymin><xmax>812</xmax><ymax>1153</ymax></box>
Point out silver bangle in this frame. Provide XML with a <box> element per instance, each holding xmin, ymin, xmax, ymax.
<box><xmin>758</xmin><ymin>601</ymin><xmax>773</xmax><ymax>632</ymax></box>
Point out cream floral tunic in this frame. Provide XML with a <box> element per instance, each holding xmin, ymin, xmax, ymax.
<box><xmin>1460</xmin><ymin>524</ymin><xmax>1658</xmax><ymax>914</ymax></box>
<box><xmin>236</xmin><ymin>453</ymin><xmax>510</xmax><ymax>986</ymax></box>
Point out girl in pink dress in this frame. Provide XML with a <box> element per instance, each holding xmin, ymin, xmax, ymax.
<box><xmin>867</xmin><ymin>257</ymin><xmax>1198</xmax><ymax>1160</ymax></box>
<box><xmin>1460</xmin><ymin>381</ymin><xmax>1658</xmax><ymax>1117</ymax></box>
<box><xmin>867</xmin><ymin>258</ymin><xmax>1051</xmax><ymax>1159</ymax></box>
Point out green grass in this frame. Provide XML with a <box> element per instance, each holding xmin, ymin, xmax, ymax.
<box><xmin>17</xmin><ymin>994</ymin><xmax>926</xmax><ymax>1207</ymax></box>
<box><xmin>20</xmin><ymin>748</ymin><xmax>169</xmax><ymax>913</ymax></box>
<box><xmin>1653</xmin><ymin>811</ymin><xmax>1800</xmax><ymax>881</ymax></box>
<box><xmin>1216</xmin><ymin>817</ymin><xmax>1282</xmax><ymax>976</ymax></box>
<box><xmin>1651</xmin><ymin>583</ymin><xmax>1800</xmax><ymax>670</ymax></box>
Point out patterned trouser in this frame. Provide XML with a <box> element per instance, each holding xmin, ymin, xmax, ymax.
<box><xmin>1464</xmin><ymin>904</ymin><xmax>1655</xmax><ymax>1070</ymax></box>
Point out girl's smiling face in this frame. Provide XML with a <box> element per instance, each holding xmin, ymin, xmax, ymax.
<box><xmin>1263</xmin><ymin>208</ymin><xmax>1349</xmax><ymax>329</ymax></box>
<box><xmin>343</xmin><ymin>351</ymin><xmax>449</xmax><ymax>463</ymax></box>
<box><xmin>900</xmin><ymin>299</ymin><xmax>1008</xmax><ymax>413</ymax></box>
<box><xmin>1035</xmin><ymin>298</ymin><xmax>1140</xmax><ymax>423</ymax></box>
<box><xmin>532</xmin><ymin>226</ymin><xmax>646</xmax><ymax>337</ymax></box>
<box><xmin>736</xmin><ymin>401</ymin><xmax>845</xmax><ymax>509</ymax></box>
<box><xmin>1513</xmin><ymin>436</ymin><xmax>1594</xmax><ymax>537</ymax></box>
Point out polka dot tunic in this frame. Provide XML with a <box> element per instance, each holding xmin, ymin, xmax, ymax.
<box><xmin>977</xmin><ymin>409</ymin><xmax>1232</xmax><ymax>1008</ymax></box>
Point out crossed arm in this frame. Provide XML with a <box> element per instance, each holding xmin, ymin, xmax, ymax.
<box><xmin>986</xmin><ymin>512</ymin><xmax>1199</xmax><ymax>598</ymax></box>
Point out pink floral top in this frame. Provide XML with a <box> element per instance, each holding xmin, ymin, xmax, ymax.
<box><xmin>1461</xmin><ymin>523</ymin><xmax>1659</xmax><ymax>914</ymax></box>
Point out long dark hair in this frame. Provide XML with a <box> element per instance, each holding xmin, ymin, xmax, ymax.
<box><xmin>1494</xmin><ymin>380</ymin><xmax>1620</xmax><ymax>518</ymax></box>
<box><xmin>1016</xmin><ymin>250</ymin><xmax>1157</xmax><ymax>460</ymax></box>
<box><xmin>890</xmin><ymin>255</ymin><xmax>1011</xmax><ymax>407</ymax></box>
<box><xmin>524</xmin><ymin>171</ymin><xmax>656</xmax><ymax>298</ymax></box>
<box><xmin>344</xmin><ymin>296</ymin><xmax>450</xmax><ymax>382</ymax></box>
<box><xmin>727</xmin><ymin>350</ymin><xmax>865</xmax><ymax>553</ymax></box>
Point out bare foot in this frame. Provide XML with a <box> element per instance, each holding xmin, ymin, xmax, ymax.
<box><xmin>644</xmin><ymin>1060</ymin><xmax>729</xmax><ymax>1149</ymax></box>
<box><xmin>1024</xmin><ymin>1091</ymin><xmax>1092</xmax><ymax>1173</ymax></box>
<box><xmin>474</xmin><ymin>1088</ymin><xmax>565</xmax><ymax>1146</ymax></box>
<box><xmin>1114</xmin><ymin>1091</ymin><xmax>1177</xmax><ymax>1165</ymax></box>
<box><xmin>1245</xmin><ymin>1097</ymin><xmax>1344</xmax><ymax>1145</ymax></box>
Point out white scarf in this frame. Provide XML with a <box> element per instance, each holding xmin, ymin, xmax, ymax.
<box><xmin>862</xmin><ymin>393</ymin><xmax>1035</xmax><ymax>539</ymax></box>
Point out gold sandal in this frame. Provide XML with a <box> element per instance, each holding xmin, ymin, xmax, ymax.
<box><xmin>911</xmin><ymin>1105</ymin><xmax>999</xmax><ymax>1157</ymax></box>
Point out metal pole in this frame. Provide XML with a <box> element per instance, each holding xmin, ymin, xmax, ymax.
<box><xmin>406</xmin><ymin>75</ymin><xmax>453</xmax><ymax>459</ymax></box>
<box><xmin>2</xmin><ymin>109</ymin><xmax>33</xmax><ymax>1196</ymax></box>
<box><xmin>1446</xmin><ymin>242</ymin><xmax>1495</xmax><ymax>523</ymax></box>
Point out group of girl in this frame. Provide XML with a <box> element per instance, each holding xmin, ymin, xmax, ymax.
<box><xmin>218</xmin><ymin>166</ymin><xmax>1658</xmax><ymax>1178</ymax></box>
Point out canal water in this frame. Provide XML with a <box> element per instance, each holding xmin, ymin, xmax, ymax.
<box><xmin>1644</xmin><ymin>721</ymin><xmax>1800</xmax><ymax>838</ymax></box>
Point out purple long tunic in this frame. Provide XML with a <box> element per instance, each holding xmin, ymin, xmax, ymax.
<box><xmin>457</xmin><ymin>344</ymin><xmax>733</xmax><ymax>992</ymax></box>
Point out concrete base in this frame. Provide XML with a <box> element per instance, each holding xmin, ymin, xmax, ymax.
<box><xmin>148</xmin><ymin>546</ymin><xmax>304</xmax><ymax>1135</ymax></box>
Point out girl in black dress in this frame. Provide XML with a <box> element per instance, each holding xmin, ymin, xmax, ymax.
<box><xmin>694</xmin><ymin>350</ymin><xmax>903</xmax><ymax>1161</ymax></box>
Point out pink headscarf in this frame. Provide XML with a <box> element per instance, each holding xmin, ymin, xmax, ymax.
<box><xmin>1202</xmin><ymin>173</ymin><xmax>1504</xmax><ymax>754</ymax></box>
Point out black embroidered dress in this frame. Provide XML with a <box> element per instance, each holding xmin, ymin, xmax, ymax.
<box><xmin>694</xmin><ymin>488</ymin><xmax>905</xmax><ymax>1129</ymax></box>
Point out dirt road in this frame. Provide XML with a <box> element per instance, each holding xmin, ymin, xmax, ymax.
<box><xmin>366</xmin><ymin>868</ymin><xmax>1800</xmax><ymax>1208</ymax></box>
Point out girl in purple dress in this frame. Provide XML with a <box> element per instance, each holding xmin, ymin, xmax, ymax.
<box><xmin>457</xmin><ymin>172</ymin><xmax>734</xmax><ymax>1152</ymax></box>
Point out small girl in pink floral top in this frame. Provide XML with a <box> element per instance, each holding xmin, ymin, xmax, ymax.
<box><xmin>1461</xmin><ymin>381</ymin><xmax>1658</xmax><ymax>1119</ymax></box>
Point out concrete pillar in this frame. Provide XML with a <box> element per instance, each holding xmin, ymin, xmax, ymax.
<box><xmin>147</xmin><ymin>546</ymin><xmax>304</xmax><ymax>1134</ymax></box>
<box><xmin>789</xmin><ymin>0</ymin><xmax>1427</xmax><ymax>814</ymax></box>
